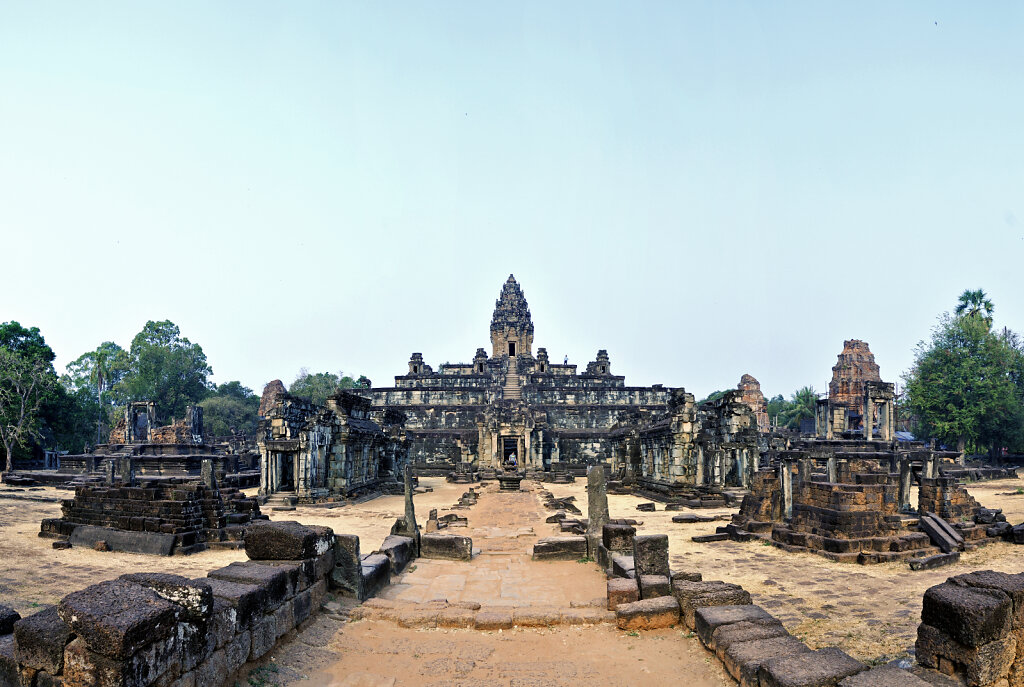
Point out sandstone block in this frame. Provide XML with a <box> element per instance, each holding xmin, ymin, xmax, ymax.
<box><xmin>603</xmin><ymin>523</ymin><xmax>636</xmax><ymax>552</ymax></box>
<box><xmin>532</xmin><ymin>536</ymin><xmax>586</xmax><ymax>561</ymax></box>
<box><xmin>420</xmin><ymin>534</ymin><xmax>473</xmax><ymax>561</ymax></box>
<box><xmin>952</xmin><ymin>570</ymin><xmax>1024</xmax><ymax>627</ymax></box>
<box><xmin>475</xmin><ymin>610</ymin><xmax>513</xmax><ymax>631</ymax></box>
<box><xmin>119</xmin><ymin>572</ymin><xmax>213</xmax><ymax>623</ymax></box>
<box><xmin>607</xmin><ymin>578</ymin><xmax>639</xmax><ymax>610</ymax></box>
<box><xmin>694</xmin><ymin>604</ymin><xmax>778</xmax><ymax>648</ymax></box>
<box><xmin>638</xmin><ymin>574</ymin><xmax>671</xmax><ymax>600</ymax></box>
<box><xmin>13</xmin><ymin>606</ymin><xmax>72</xmax><ymax>674</ymax></box>
<box><xmin>632</xmin><ymin>534</ymin><xmax>670</xmax><ymax>578</ymax></box>
<box><xmin>922</xmin><ymin>581</ymin><xmax>1011</xmax><ymax>647</ymax></box>
<box><xmin>202</xmin><ymin>578</ymin><xmax>268</xmax><ymax>628</ymax></box>
<box><xmin>378</xmin><ymin>535</ymin><xmax>416</xmax><ymax>574</ymax></box>
<box><xmin>57</xmin><ymin>580</ymin><xmax>178</xmax><ymax>660</ymax></box>
<box><xmin>722</xmin><ymin>635</ymin><xmax>810</xmax><ymax>686</ymax></box>
<box><xmin>615</xmin><ymin>596</ymin><xmax>680</xmax><ymax>630</ymax></box>
<box><xmin>243</xmin><ymin>520</ymin><xmax>333</xmax><ymax>561</ymax></box>
<box><xmin>915</xmin><ymin>622</ymin><xmax>1016</xmax><ymax>686</ymax></box>
<box><xmin>712</xmin><ymin>620</ymin><xmax>790</xmax><ymax>659</ymax></box>
<box><xmin>0</xmin><ymin>607</ymin><xmax>19</xmax><ymax>636</ymax></box>
<box><xmin>838</xmin><ymin>664</ymin><xmax>931</xmax><ymax>686</ymax></box>
<box><xmin>672</xmin><ymin>579</ymin><xmax>752</xmax><ymax>629</ymax></box>
<box><xmin>207</xmin><ymin>561</ymin><xmax>293</xmax><ymax>606</ymax></box>
<box><xmin>249</xmin><ymin>614</ymin><xmax>276</xmax><ymax>661</ymax></box>
<box><xmin>758</xmin><ymin>647</ymin><xmax>866</xmax><ymax>687</ymax></box>
<box><xmin>0</xmin><ymin>636</ymin><xmax>16</xmax><ymax>687</ymax></box>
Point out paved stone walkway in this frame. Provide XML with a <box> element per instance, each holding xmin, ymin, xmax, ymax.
<box><xmin>362</xmin><ymin>482</ymin><xmax>609</xmax><ymax>626</ymax></box>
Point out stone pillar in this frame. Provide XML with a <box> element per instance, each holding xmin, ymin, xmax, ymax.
<box><xmin>695</xmin><ymin>445</ymin><xmax>704</xmax><ymax>485</ymax></box>
<box><xmin>925</xmin><ymin>452</ymin><xmax>938</xmax><ymax>480</ymax></box>
<box><xmin>880</xmin><ymin>400</ymin><xmax>893</xmax><ymax>442</ymax></box>
<box><xmin>827</xmin><ymin>455</ymin><xmax>838</xmax><ymax>483</ymax></box>
<box><xmin>863</xmin><ymin>395</ymin><xmax>874</xmax><ymax>440</ymax></box>
<box><xmin>586</xmin><ymin>465</ymin><xmax>609</xmax><ymax>558</ymax></box>
<box><xmin>899</xmin><ymin>457</ymin><xmax>913</xmax><ymax>512</ymax></box>
<box><xmin>104</xmin><ymin>459</ymin><xmax>115</xmax><ymax>485</ymax></box>
<box><xmin>118</xmin><ymin>457</ymin><xmax>135</xmax><ymax>487</ymax></box>
<box><xmin>738</xmin><ymin>450</ymin><xmax>748</xmax><ymax>488</ymax></box>
<box><xmin>779</xmin><ymin>460</ymin><xmax>793</xmax><ymax>520</ymax></box>
<box><xmin>797</xmin><ymin>458</ymin><xmax>811</xmax><ymax>486</ymax></box>
<box><xmin>201</xmin><ymin>459</ymin><xmax>217</xmax><ymax>490</ymax></box>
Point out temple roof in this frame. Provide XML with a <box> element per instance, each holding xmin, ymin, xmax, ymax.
<box><xmin>491</xmin><ymin>274</ymin><xmax>534</xmax><ymax>334</ymax></box>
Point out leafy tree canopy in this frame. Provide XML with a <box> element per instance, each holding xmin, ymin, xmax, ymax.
<box><xmin>289</xmin><ymin>369</ymin><xmax>364</xmax><ymax>406</ymax></box>
<box><xmin>781</xmin><ymin>386</ymin><xmax>817</xmax><ymax>430</ymax></box>
<box><xmin>904</xmin><ymin>303</ymin><xmax>1024</xmax><ymax>454</ymax></box>
<box><xmin>110</xmin><ymin>320</ymin><xmax>212</xmax><ymax>422</ymax></box>
<box><xmin>0</xmin><ymin>321</ymin><xmax>56</xmax><ymax>364</ymax></box>
<box><xmin>697</xmin><ymin>390</ymin><xmax>729</xmax><ymax>405</ymax></box>
<box><xmin>200</xmin><ymin>382</ymin><xmax>259</xmax><ymax>437</ymax></box>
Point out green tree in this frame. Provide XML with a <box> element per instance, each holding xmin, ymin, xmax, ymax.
<box><xmin>955</xmin><ymin>288</ymin><xmax>995</xmax><ymax>329</ymax></box>
<box><xmin>289</xmin><ymin>369</ymin><xmax>364</xmax><ymax>406</ymax></box>
<box><xmin>782</xmin><ymin>386</ymin><xmax>817</xmax><ymax>430</ymax></box>
<box><xmin>200</xmin><ymin>381</ymin><xmax>259</xmax><ymax>437</ymax></box>
<box><xmin>697</xmin><ymin>390</ymin><xmax>729</xmax><ymax>405</ymax></box>
<box><xmin>0</xmin><ymin>348</ymin><xmax>54</xmax><ymax>472</ymax></box>
<box><xmin>63</xmin><ymin>342</ymin><xmax>127</xmax><ymax>444</ymax></box>
<box><xmin>766</xmin><ymin>394</ymin><xmax>791</xmax><ymax>427</ymax></box>
<box><xmin>111</xmin><ymin>321</ymin><xmax>212</xmax><ymax>422</ymax></box>
<box><xmin>904</xmin><ymin>310</ymin><xmax>1024</xmax><ymax>454</ymax></box>
<box><xmin>0</xmin><ymin>322</ymin><xmax>56</xmax><ymax>364</ymax></box>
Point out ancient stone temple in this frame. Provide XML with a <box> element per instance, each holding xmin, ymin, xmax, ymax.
<box><xmin>816</xmin><ymin>340</ymin><xmax>895</xmax><ymax>439</ymax></box>
<box><xmin>736</xmin><ymin>374</ymin><xmax>769</xmax><ymax>434</ymax></box>
<box><xmin>357</xmin><ymin>275</ymin><xmax>761</xmax><ymax>496</ymax></box>
<box><xmin>257</xmin><ymin>390</ymin><xmax>408</xmax><ymax>503</ymax></box>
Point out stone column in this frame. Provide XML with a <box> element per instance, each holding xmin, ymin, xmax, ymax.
<box><xmin>738</xmin><ymin>450</ymin><xmax>748</xmax><ymax>488</ymax></box>
<box><xmin>826</xmin><ymin>455</ymin><xmax>837</xmax><ymax>483</ymax></box>
<box><xmin>105</xmin><ymin>459</ymin><xmax>115</xmax><ymax>485</ymax></box>
<box><xmin>925</xmin><ymin>452</ymin><xmax>938</xmax><ymax>479</ymax></box>
<box><xmin>201</xmin><ymin>459</ymin><xmax>217</xmax><ymax>490</ymax></box>
<box><xmin>863</xmin><ymin>396</ymin><xmax>874</xmax><ymax>440</ymax></box>
<box><xmin>899</xmin><ymin>457</ymin><xmax>913</xmax><ymax>512</ymax></box>
<box><xmin>695</xmin><ymin>445</ymin><xmax>704</xmax><ymax>486</ymax></box>
<box><xmin>779</xmin><ymin>460</ymin><xmax>793</xmax><ymax>520</ymax></box>
<box><xmin>797</xmin><ymin>458</ymin><xmax>811</xmax><ymax>486</ymax></box>
<box><xmin>586</xmin><ymin>465</ymin><xmax>609</xmax><ymax>560</ymax></box>
<box><xmin>118</xmin><ymin>457</ymin><xmax>135</xmax><ymax>487</ymax></box>
<box><xmin>880</xmin><ymin>400</ymin><xmax>893</xmax><ymax>442</ymax></box>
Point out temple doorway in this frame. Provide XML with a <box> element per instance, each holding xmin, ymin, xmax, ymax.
<box><xmin>502</xmin><ymin>436</ymin><xmax>518</xmax><ymax>468</ymax></box>
<box><xmin>508</xmin><ymin>342</ymin><xmax>516</xmax><ymax>357</ymax></box>
<box><xmin>280</xmin><ymin>453</ymin><xmax>295</xmax><ymax>491</ymax></box>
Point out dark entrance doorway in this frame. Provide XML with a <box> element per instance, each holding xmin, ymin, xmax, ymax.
<box><xmin>502</xmin><ymin>437</ymin><xmax>518</xmax><ymax>468</ymax></box>
<box><xmin>508</xmin><ymin>342</ymin><xmax>516</xmax><ymax>357</ymax></box>
<box><xmin>280</xmin><ymin>453</ymin><xmax>295</xmax><ymax>491</ymax></box>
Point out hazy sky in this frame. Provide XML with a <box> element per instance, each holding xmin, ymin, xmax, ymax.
<box><xmin>1</xmin><ymin>3</ymin><xmax>1021</xmax><ymax>401</ymax></box>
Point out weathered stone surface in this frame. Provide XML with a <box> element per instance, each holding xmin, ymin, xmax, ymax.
<box><xmin>119</xmin><ymin>573</ymin><xmax>213</xmax><ymax>623</ymax></box>
<box><xmin>13</xmin><ymin>606</ymin><xmax>72</xmax><ymax>673</ymax></box>
<box><xmin>758</xmin><ymin>647</ymin><xmax>866</xmax><ymax>687</ymax></box>
<box><xmin>244</xmin><ymin>520</ymin><xmax>334</xmax><ymax>561</ymax></box>
<box><xmin>532</xmin><ymin>536</ymin><xmax>587</xmax><ymax>561</ymax></box>
<box><xmin>421</xmin><ymin>533</ymin><xmax>473</xmax><ymax>561</ymax></box>
<box><xmin>670</xmin><ymin>570</ymin><xmax>703</xmax><ymax>583</ymax></box>
<box><xmin>475</xmin><ymin>610</ymin><xmax>513</xmax><ymax>631</ymax></box>
<box><xmin>202</xmin><ymin>577</ymin><xmax>268</xmax><ymax>628</ymax></box>
<box><xmin>249</xmin><ymin>614</ymin><xmax>276</xmax><ymax>660</ymax></box>
<box><xmin>607</xmin><ymin>578</ymin><xmax>639</xmax><ymax>610</ymax></box>
<box><xmin>0</xmin><ymin>606</ymin><xmax>20</xmax><ymax>636</ymax></box>
<box><xmin>672</xmin><ymin>579</ymin><xmax>752</xmax><ymax>629</ymax></box>
<box><xmin>360</xmin><ymin>553</ymin><xmax>391</xmax><ymax>600</ymax></box>
<box><xmin>723</xmin><ymin>635</ymin><xmax>810</xmax><ymax>686</ymax></box>
<box><xmin>332</xmin><ymin>534</ymin><xmax>362</xmax><ymax>598</ymax></box>
<box><xmin>615</xmin><ymin>596</ymin><xmax>680</xmax><ymax>630</ymax></box>
<box><xmin>915</xmin><ymin>622</ymin><xmax>1016</xmax><ymax>686</ymax></box>
<box><xmin>712</xmin><ymin>620</ymin><xmax>790</xmax><ymax>658</ymax></box>
<box><xmin>638</xmin><ymin>574</ymin><xmax>671</xmax><ymax>600</ymax></box>
<box><xmin>586</xmin><ymin>466</ymin><xmax>609</xmax><ymax>538</ymax></box>
<box><xmin>921</xmin><ymin>581</ymin><xmax>1011</xmax><ymax>648</ymax></box>
<box><xmin>57</xmin><ymin>580</ymin><xmax>178</xmax><ymax>660</ymax></box>
<box><xmin>603</xmin><ymin>523</ymin><xmax>636</xmax><ymax>552</ymax></box>
<box><xmin>0</xmin><ymin>635</ymin><xmax>17</xmax><ymax>687</ymax></box>
<box><xmin>632</xmin><ymin>534</ymin><xmax>669</xmax><ymax>578</ymax></box>
<box><xmin>258</xmin><ymin>379</ymin><xmax>287</xmax><ymax>417</ymax></box>
<box><xmin>70</xmin><ymin>525</ymin><xmax>176</xmax><ymax>556</ymax></box>
<box><xmin>694</xmin><ymin>604</ymin><xmax>778</xmax><ymax>648</ymax></box>
<box><xmin>951</xmin><ymin>570</ymin><xmax>1024</xmax><ymax>626</ymax></box>
<box><xmin>207</xmin><ymin>561</ymin><xmax>292</xmax><ymax>605</ymax></box>
<box><xmin>378</xmin><ymin>535</ymin><xmax>416</xmax><ymax>574</ymax></box>
<box><xmin>838</xmin><ymin>665</ymin><xmax>931</xmax><ymax>686</ymax></box>
<box><xmin>909</xmin><ymin>552</ymin><xmax>960</xmax><ymax>571</ymax></box>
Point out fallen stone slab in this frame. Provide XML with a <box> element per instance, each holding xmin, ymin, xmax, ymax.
<box><xmin>672</xmin><ymin>513</ymin><xmax>719</xmax><ymax>524</ymax></box>
<box><xmin>694</xmin><ymin>604</ymin><xmax>778</xmax><ymax>648</ymax></box>
<box><xmin>909</xmin><ymin>552</ymin><xmax>960</xmax><ymax>571</ymax></box>
<box><xmin>244</xmin><ymin>520</ymin><xmax>334</xmax><ymax>560</ymax></box>
<box><xmin>545</xmin><ymin>512</ymin><xmax>567</xmax><ymax>523</ymax></box>
<box><xmin>712</xmin><ymin>620</ymin><xmax>790</xmax><ymax>659</ymax></box>
<box><xmin>615</xmin><ymin>596</ymin><xmax>680</xmax><ymax>630</ymax></box>
<box><xmin>672</xmin><ymin>579</ymin><xmax>752</xmax><ymax>629</ymax></box>
<box><xmin>69</xmin><ymin>525</ymin><xmax>176</xmax><ymax>556</ymax></box>
<box><xmin>607</xmin><ymin>578</ymin><xmax>639</xmax><ymax>610</ymax></box>
<box><xmin>723</xmin><ymin>635</ymin><xmax>811</xmax><ymax>686</ymax></box>
<box><xmin>421</xmin><ymin>533</ymin><xmax>473</xmax><ymax>561</ymax></box>
<box><xmin>636</xmin><ymin>502</ymin><xmax>656</xmax><ymax>512</ymax></box>
<box><xmin>57</xmin><ymin>580</ymin><xmax>178</xmax><ymax>660</ymax></box>
<box><xmin>532</xmin><ymin>536</ymin><xmax>587</xmax><ymax>561</ymax></box>
<box><xmin>920</xmin><ymin>581</ymin><xmax>1011</xmax><ymax>647</ymax></box>
<box><xmin>838</xmin><ymin>664</ymin><xmax>931</xmax><ymax>686</ymax></box>
<box><xmin>758</xmin><ymin>647</ymin><xmax>866</xmax><ymax>687</ymax></box>
<box><xmin>13</xmin><ymin>606</ymin><xmax>72</xmax><ymax>673</ymax></box>
<box><xmin>692</xmin><ymin>533</ymin><xmax>730</xmax><ymax>543</ymax></box>
<box><xmin>611</xmin><ymin>554</ymin><xmax>635</xmax><ymax>578</ymax></box>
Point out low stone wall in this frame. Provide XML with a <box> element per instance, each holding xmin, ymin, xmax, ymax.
<box><xmin>0</xmin><ymin>521</ymin><xmax>342</xmax><ymax>687</ymax></box>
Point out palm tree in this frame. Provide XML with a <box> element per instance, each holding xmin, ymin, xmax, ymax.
<box><xmin>783</xmin><ymin>386</ymin><xmax>817</xmax><ymax>430</ymax></box>
<box><xmin>89</xmin><ymin>350</ymin><xmax>109</xmax><ymax>444</ymax></box>
<box><xmin>955</xmin><ymin>289</ymin><xmax>994</xmax><ymax>329</ymax></box>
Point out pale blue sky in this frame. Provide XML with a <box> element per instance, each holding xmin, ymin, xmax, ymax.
<box><xmin>1</xmin><ymin>3</ymin><xmax>1021</xmax><ymax>400</ymax></box>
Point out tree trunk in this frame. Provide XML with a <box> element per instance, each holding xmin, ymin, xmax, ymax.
<box><xmin>3</xmin><ymin>440</ymin><xmax>12</xmax><ymax>474</ymax></box>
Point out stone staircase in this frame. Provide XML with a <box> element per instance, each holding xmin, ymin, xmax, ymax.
<box><xmin>504</xmin><ymin>364</ymin><xmax>521</xmax><ymax>401</ymax></box>
<box><xmin>266</xmin><ymin>492</ymin><xmax>297</xmax><ymax>511</ymax></box>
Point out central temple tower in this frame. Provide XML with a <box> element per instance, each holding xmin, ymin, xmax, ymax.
<box><xmin>490</xmin><ymin>274</ymin><xmax>534</xmax><ymax>358</ymax></box>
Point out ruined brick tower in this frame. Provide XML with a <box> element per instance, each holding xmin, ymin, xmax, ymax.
<box><xmin>490</xmin><ymin>274</ymin><xmax>534</xmax><ymax>359</ymax></box>
<box><xmin>828</xmin><ymin>340</ymin><xmax>882</xmax><ymax>412</ymax></box>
